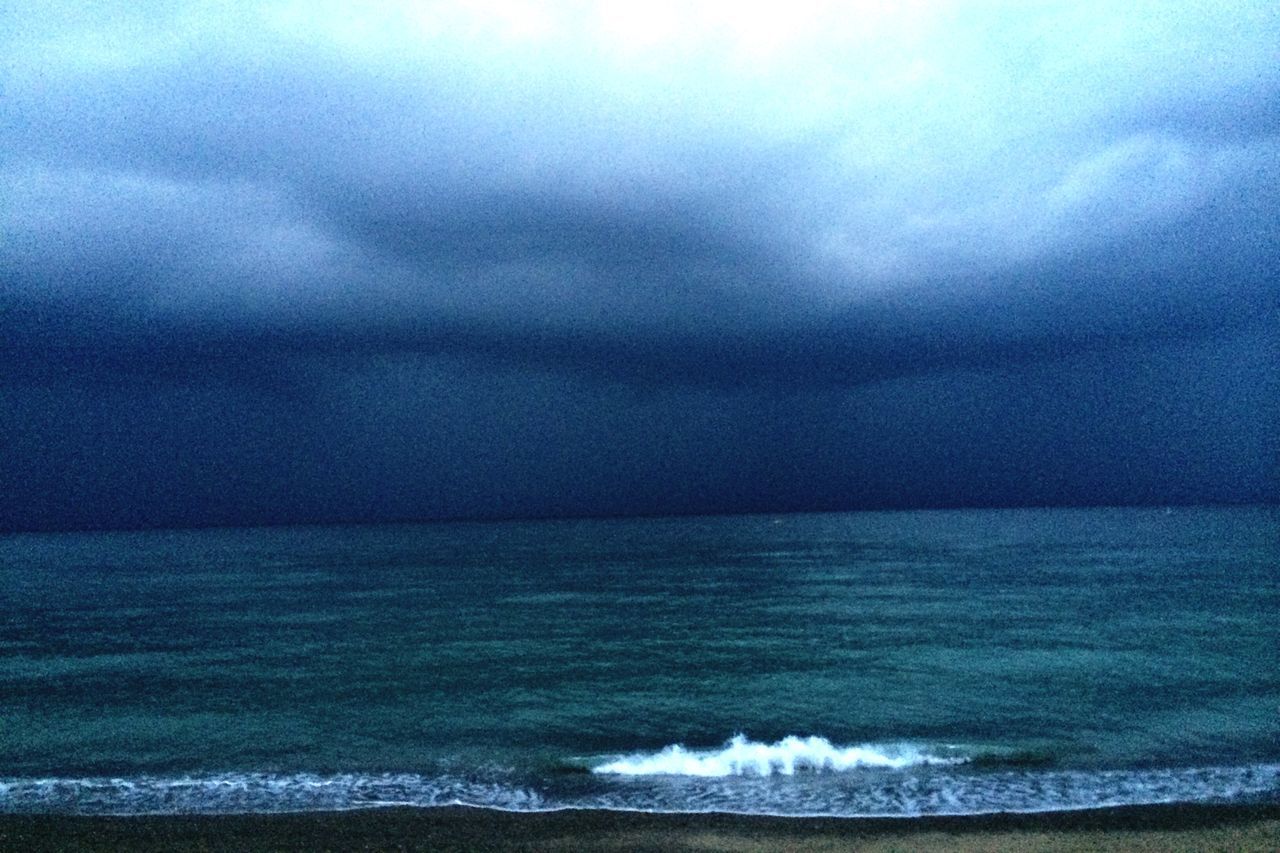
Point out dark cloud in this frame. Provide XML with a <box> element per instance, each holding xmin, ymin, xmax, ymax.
<box><xmin>1</xmin><ymin>2</ymin><xmax>1277</xmax><ymax>529</ymax></box>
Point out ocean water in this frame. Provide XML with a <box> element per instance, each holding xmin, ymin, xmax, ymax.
<box><xmin>1</xmin><ymin>506</ymin><xmax>1277</xmax><ymax>817</ymax></box>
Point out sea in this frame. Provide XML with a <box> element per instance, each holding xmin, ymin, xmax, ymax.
<box><xmin>1</xmin><ymin>506</ymin><xmax>1277</xmax><ymax>818</ymax></box>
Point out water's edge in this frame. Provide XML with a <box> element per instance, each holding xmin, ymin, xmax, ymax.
<box><xmin>3</xmin><ymin>762</ymin><xmax>1277</xmax><ymax>817</ymax></box>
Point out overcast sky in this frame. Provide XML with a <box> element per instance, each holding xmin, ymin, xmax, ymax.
<box><xmin>2</xmin><ymin>1</ymin><xmax>1277</xmax><ymax>531</ymax></box>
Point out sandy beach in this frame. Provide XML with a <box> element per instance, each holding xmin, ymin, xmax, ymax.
<box><xmin>2</xmin><ymin>803</ymin><xmax>1277</xmax><ymax>852</ymax></box>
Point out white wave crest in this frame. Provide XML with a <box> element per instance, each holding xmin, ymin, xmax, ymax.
<box><xmin>592</xmin><ymin>734</ymin><xmax>965</xmax><ymax>777</ymax></box>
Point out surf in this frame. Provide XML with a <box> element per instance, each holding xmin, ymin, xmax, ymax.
<box><xmin>591</xmin><ymin>734</ymin><xmax>969</xmax><ymax>776</ymax></box>
<box><xmin>3</xmin><ymin>762</ymin><xmax>1278</xmax><ymax>817</ymax></box>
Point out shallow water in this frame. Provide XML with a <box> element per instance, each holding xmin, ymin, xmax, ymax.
<box><xmin>2</xmin><ymin>506</ymin><xmax>1277</xmax><ymax>815</ymax></box>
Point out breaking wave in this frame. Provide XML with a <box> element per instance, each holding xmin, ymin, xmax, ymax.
<box><xmin>592</xmin><ymin>734</ymin><xmax>964</xmax><ymax>776</ymax></box>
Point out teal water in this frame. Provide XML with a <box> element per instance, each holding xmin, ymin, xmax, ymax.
<box><xmin>1</xmin><ymin>506</ymin><xmax>1277</xmax><ymax>815</ymax></box>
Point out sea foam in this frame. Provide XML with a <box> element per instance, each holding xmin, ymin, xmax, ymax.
<box><xmin>592</xmin><ymin>734</ymin><xmax>964</xmax><ymax>776</ymax></box>
<box><xmin>2</xmin><ymin>762</ymin><xmax>1277</xmax><ymax>816</ymax></box>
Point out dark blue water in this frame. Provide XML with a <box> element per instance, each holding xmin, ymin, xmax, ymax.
<box><xmin>1</xmin><ymin>506</ymin><xmax>1277</xmax><ymax>816</ymax></box>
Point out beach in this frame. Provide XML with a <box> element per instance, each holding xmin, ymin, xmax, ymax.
<box><xmin>7</xmin><ymin>0</ymin><xmax>1279</xmax><ymax>843</ymax></box>
<box><xmin>2</xmin><ymin>803</ymin><xmax>1278</xmax><ymax>852</ymax></box>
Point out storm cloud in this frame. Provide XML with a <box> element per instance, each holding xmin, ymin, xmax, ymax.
<box><xmin>2</xmin><ymin>1</ymin><xmax>1277</xmax><ymax>529</ymax></box>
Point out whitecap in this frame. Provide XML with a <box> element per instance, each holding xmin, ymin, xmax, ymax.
<box><xmin>592</xmin><ymin>734</ymin><xmax>965</xmax><ymax>776</ymax></box>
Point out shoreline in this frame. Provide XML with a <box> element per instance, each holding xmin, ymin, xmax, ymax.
<box><xmin>2</xmin><ymin>801</ymin><xmax>1278</xmax><ymax>851</ymax></box>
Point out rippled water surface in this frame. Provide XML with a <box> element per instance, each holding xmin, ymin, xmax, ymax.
<box><xmin>2</xmin><ymin>506</ymin><xmax>1277</xmax><ymax>815</ymax></box>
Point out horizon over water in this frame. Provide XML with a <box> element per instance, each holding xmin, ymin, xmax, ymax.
<box><xmin>2</xmin><ymin>506</ymin><xmax>1277</xmax><ymax>817</ymax></box>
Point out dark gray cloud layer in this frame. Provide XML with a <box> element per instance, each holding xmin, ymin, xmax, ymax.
<box><xmin>2</xmin><ymin>2</ymin><xmax>1277</xmax><ymax>529</ymax></box>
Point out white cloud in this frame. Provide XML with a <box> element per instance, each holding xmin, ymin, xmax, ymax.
<box><xmin>3</xmin><ymin>1</ymin><xmax>1276</xmax><ymax>328</ymax></box>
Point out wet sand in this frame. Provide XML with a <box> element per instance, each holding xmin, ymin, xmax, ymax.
<box><xmin>1</xmin><ymin>802</ymin><xmax>1277</xmax><ymax>852</ymax></box>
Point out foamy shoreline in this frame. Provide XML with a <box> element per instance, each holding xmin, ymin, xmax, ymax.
<box><xmin>2</xmin><ymin>801</ymin><xmax>1278</xmax><ymax>851</ymax></box>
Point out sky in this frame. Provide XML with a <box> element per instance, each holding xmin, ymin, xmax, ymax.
<box><xmin>2</xmin><ymin>1</ymin><xmax>1277</xmax><ymax>531</ymax></box>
